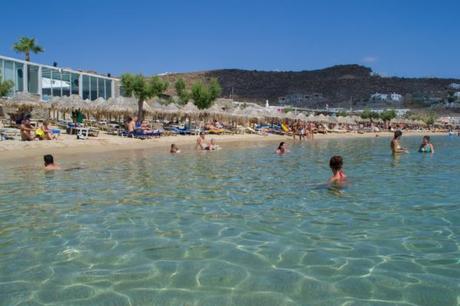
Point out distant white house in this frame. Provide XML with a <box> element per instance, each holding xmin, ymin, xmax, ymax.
<box><xmin>370</xmin><ymin>92</ymin><xmax>403</xmax><ymax>102</ymax></box>
<box><xmin>448</xmin><ymin>83</ymin><xmax>460</xmax><ymax>90</ymax></box>
<box><xmin>370</xmin><ymin>93</ymin><xmax>388</xmax><ymax>101</ymax></box>
<box><xmin>454</xmin><ymin>92</ymin><xmax>460</xmax><ymax>98</ymax></box>
<box><xmin>390</xmin><ymin>93</ymin><xmax>403</xmax><ymax>102</ymax></box>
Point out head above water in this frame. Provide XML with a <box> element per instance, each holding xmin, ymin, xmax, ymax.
<box><xmin>329</xmin><ymin>155</ymin><xmax>343</xmax><ymax>172</ymax></box>
<box><xmin>44</xmin><ymin>154</ymin><xmax>54</xmax><ymax>166</ymax></box>
<box><xmin>423</xmin><ymin>135</ymin><xmax>430</xmax><ymax>143</ymax></box>
<box><xmin>394</xmin><ymin>130</ymin><xmax>402</xmax><ymax>139</ymax></box>
<box><xmin>277</xmin><ymin>142</ymin><xmax>285</xmax><ymax>150</ymax></box>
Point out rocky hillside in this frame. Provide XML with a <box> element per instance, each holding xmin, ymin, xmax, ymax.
<box><xmin>159</xmin><ymin>65</ymin><xmax>460</xmax><ymax>109</ymax></box>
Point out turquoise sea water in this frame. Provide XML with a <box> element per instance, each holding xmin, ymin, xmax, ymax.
<box><xmin>0</xmin><ymin>136</ymin><xmax>459</xmax><ymax>306</ymax></box>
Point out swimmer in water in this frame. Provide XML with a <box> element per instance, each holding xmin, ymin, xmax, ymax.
<box><xmin>170</xmin><ymin>144</ymin><xmax>180</xmax><ymax>153</ymax></box>
<box><xmin>275</xmin><ymin>142</ymin><xmax>288</xmax><ymax>154</ymax></box>
<box><xmin>391</xmin><ymin>130</ymin><xmax>408</xmax><ymax>154</ymax></box>
<box><xmin>418</xmin><ymin>135</ymin><xmax>434</xmax><ymax>153</ymax></box>
<box><xmin>329</xmin><ymin>155</ymin><xmax>347</xmax><ymax>183</ymax></box>
<box><xmin>44</xmin><ymin>154</ymin><xmax>60</xmax><ymax>171</ymax></box>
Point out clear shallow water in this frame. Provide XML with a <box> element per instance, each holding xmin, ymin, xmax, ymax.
<box><xmin>0</xmin><ymin>136</ymin><xmax>459</xmax><ymax>306</ymax></box>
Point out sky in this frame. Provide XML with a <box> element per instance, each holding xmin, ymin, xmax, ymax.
<box><xmin>0</xmin><ymin>0</ymin><xmax>459</xmax><ymax>78</ymax></box>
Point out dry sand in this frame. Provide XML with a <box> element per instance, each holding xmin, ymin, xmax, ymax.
<box><xmin>0</xmin><ymin>130</ymin><xmax>443</xmax><ymax>162</ymax></box>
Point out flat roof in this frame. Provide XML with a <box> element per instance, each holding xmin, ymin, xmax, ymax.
<box><xmin>0</xmin><ymin>54</ymin><xmax>119</xmax><ymax>81</ymax></box>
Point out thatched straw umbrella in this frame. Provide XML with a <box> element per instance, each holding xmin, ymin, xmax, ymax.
<box><xmin>1</xmin><ymin>92</ymin><xmax>49</xmax><ymax>109</ymax></box>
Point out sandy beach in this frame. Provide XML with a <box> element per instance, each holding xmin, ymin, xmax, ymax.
<box><xmin>0</xmin><ymin>130</ymin><xmax>444</xmax><ymax>162</ymax></box>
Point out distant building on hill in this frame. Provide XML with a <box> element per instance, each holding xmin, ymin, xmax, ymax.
<box><xmin>278</xmin><ymin>93</ymin><xmax>326</xmax><ymax>106</ymax></box>
<box><xmin>448</xmin><ymin>83</ymin><xmax>460</xmax><ymax>90</ymax></box>
<box><xmin>370</xmin><ymin>92</ymin><xmax>403</xmax><ymax>103</ymax></box>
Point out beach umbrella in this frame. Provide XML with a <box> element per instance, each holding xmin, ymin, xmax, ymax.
<box><xmin>296</xmin><ymin>113</ymin><xmax>308</xmax><ymax>122</ymax></box>
<box><xmin>2</xmin><ymin>92</ymin><xmax>50</xmax><ymax>109</ymax></box>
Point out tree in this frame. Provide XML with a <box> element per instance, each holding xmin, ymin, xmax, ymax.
<box><xmin>360</xmin><ymin>109</ymin><xmax>371</xmax><ymax>119</ymax></box>
<box><xmin>175</xmin><ymin>78</ymin><xmax>189</xmax><ymax>105</ymax></box>
<box><xmin>191</xmin><ymin>82</ymin><xmax>211</xmax><ymax>109</ymax></box>
<box><xmin>336</xmin><ymin>111</ymin><xmax>348</xmax><ymax>117</ymax></box>
<box><xmin>380</xmin><ymin>109</ymin><xmax>397</xmax><ymax>122</ymax></box>
<box><xmin>149</xmin><ymin>76</ymin><xmax>168</xmax><ymax>97</ymax></box>
<box><xmin>208</xmin><ymin>78</ymin><xmax>222</xmax><ymax>101</ymax></box>
<box><xmin>13</xmin><ymin>37</ymin><xmax>44</xmax><ymax>61</ymax></box>
<box><xmin>0</xmin><ymin>77</ymin><xmax>14</xmax><ymax>97</ymax></box>
<box><xmin>121</xmin><ymin>74</ymin><xmax>168</xmax><ymax>121</ymax></box>
<box><xmin>191</xmin><ymin>79</ymin><xmax>222</xmax><ymax>109</ymax></box>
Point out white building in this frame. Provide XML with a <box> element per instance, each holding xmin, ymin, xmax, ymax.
<box><xmin>390</xmin><ymin>93</ymin><xmax>403</xmax><ymax>102</ymax></box>
<box><xmin>453</xmin><ymin>92</ymin><xmax>460</xmax><ymax>98</ymax></box>
<box><xmin>448</xmin><ymin>83</ymin><xmax>460</xmax><ymax>90</ymax></box>
<box><xmin>370</xmin><ymin>92</ymin><xmax>403</xmax><ymax>103</ymax></box>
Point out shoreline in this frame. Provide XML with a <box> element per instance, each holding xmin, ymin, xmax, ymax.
<box><xmin>0</xmin><ymin>131</ymin><xmax>447</xmax><ymax>162</ymax></box>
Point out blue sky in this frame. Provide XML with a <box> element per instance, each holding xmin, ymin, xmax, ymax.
<box><xmin>1</xmin><ymin>0</ymin><xmax>459</xmax><ymax>78</ymax></box>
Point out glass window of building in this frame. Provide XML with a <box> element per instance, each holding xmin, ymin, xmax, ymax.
<box><xmin>90</xmin><ymin>76</ymin><xmax>97</xmax><ymax>100</ymax></box>
<box><xmin>61</xmin><ymin>71</ymin><xmax>71</xmax><ymax>96</ymax></box>
<box><xmin>82</xmin><ymin>75</ymin><xmax>90</xmax><ymax>100</ymax></box>
<box><xmin>15</xmin><ymin>62</ymin><xmax>24</xmax><ymax>92</ymax></box>
<box><xmin>4</xmin><ymin>61</ymin><xmax>14</xmax><ymax>83</ymax></box>
<box><xmin>27</xmin><ymin>65</ymin><xmax>39</xmax><ymax>94</ymax></box>
<box><xmin>51</xmin><ymin>69</ymin><xmax>61</xmax><ymax>96</ymax></box>
<box><xmin>98</xmin><ymin>78</ymin><xmax>105</xmax><ymax>99</ymax></box>
<box><xmin>41</xmin><ymin>68</ymin><xmax>52</xmax><ymax>99</ymax></box>
<box><xmin>105</xmin><ymin>80</ymin><xmax>112</xmax><ymax>99</ymax></box>
<box><xmin>71</xmin><ymin>73</ymin><xmax>79</xmax><ymax>95</ymax></box>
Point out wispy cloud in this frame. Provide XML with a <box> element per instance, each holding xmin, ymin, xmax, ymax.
<box><xmin>361</xmin><ymin>56</ymin><xmax>378</xmax><ymax>63</ymax></box>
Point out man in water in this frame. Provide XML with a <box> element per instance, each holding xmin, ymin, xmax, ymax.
<box><xmin>391</xmin><ymin>130</ymin><xmax>408</xmax><ymax>154</ymax></box>
<box><xmin>196</xmin><ymin>132</ymin><xmax>208</xmax><ymax>150</ymax></box>
<box><xmin>44</xmin><ymin>154</ymin><xmax>60</xmax><ymax>171</ymax></box>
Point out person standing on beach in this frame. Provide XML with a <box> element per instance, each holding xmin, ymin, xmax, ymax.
<box><xmin>391</xmin><ymin>130</ymin><xmax>408</xmax><ymax>154</ymax></box>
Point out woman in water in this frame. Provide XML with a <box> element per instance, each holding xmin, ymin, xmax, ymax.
<box><xmin>329</xmin><ymin>155</ymin><xmax>347</xmax><ymax>183</ymax></box>
<box><xmin>275</xmin><ymin>142</ymin><xmax>288</xmax><ymax>154</ymax></box>
<box><xmin>170</xmin><ymin>144</ymin><xmax>180</xmax><ymax>153</ymax></box>
<box><xmin>391</xmin><ymin>130</ymin><xmax>408</xmax><ymax>154</ymax></box>
<box><xmin>418</xmin><ymin>135</ymin><xmax>434</xmax><ymax>153</ymax></box>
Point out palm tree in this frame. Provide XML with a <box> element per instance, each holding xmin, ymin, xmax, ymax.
<box><xmin>12</xmin><ymin>37</ymin><xmax>44</xmax><ymax>62</ymax></box>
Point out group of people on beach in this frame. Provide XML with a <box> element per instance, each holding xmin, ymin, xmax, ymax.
<box><xmin>18</xmin><ymin>113</ymin><xmax>56</xmax><ymax>141</ymax></box>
